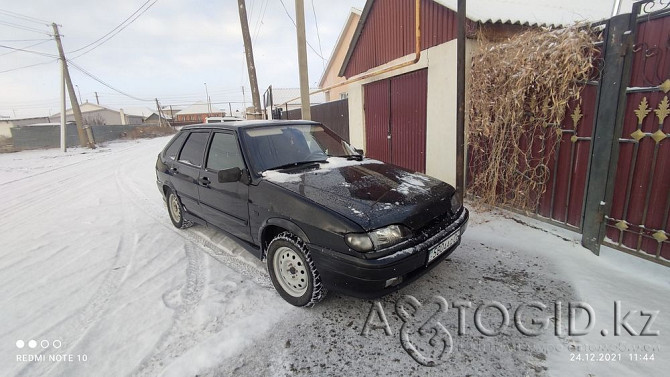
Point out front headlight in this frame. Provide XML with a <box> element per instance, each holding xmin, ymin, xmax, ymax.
<box><xmin>451</xmin><ymin>193</ymin><xmax>462</xmax><ymax>214</ymax></box>
<box><xmin>345</xmin><ymin>233</ymin><xmax>373</xmax><ymax>252</ymax></box>
<box><xmin>345</xmin><ymin>225</ymin><xmax>411</xmax><ymax>252</ymax></box>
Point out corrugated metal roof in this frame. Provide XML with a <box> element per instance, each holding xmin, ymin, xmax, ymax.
<box><xmin>434</xmin><ymin>0</ymin><xmax>616</xmax><ymax>27</ymax></box>
<box><xmin>339</xmin><ymin>0</ymin><xmax>620</xmax><ymax>77</ymax></box>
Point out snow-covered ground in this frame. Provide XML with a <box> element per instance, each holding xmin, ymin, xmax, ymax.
<box><xmin>0</xmin><ymin>137</ymin><xmax>667</xmax><ymax>376</ymax></box>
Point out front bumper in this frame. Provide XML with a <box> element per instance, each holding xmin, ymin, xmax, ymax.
<box><xmin>309</xmin><ymin>208</ymin><xmax>469</xmax><ymax>298</ymax></box>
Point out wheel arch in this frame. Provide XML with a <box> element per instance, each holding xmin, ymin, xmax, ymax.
<box><xmin>162</xmin><ymin>181</ymin><xmax>177</xmax><ymax>199</ymax></box>
<box><xmin>259</xmin><ymin>218</ymin><xmax>310</xmax><ymax>260</ymax></box>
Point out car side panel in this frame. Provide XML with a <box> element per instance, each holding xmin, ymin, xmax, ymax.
<box><xmin>249</xmin><ymin>180</ymin><xmax>364</xmax><ymax>256</ymax></box>
<box><xmin>170</xmin><ymin>163</ymin><xmax>203</xmax><ymax>217</ymax></box>
<box><xmin>198</xmin><ymin>169</ymin><xmax>252</xmax><ymax>242</ymax></box>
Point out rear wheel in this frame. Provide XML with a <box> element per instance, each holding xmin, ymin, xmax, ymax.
<box><xmin>166</xmin><ymin>188</ymin><xmax>192</xmax><ymax>229</ymax></box>
<box><xmin>267</xmin><ymin>231</ymin><xmax>326</xmax><ymax>307</ymax></box>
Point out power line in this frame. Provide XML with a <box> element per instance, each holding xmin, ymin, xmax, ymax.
<box><xmin>67</xmin><ymin>60</ymin><xmax>152</xmax><ymax>102</ymax></box>
<box><xmin>311</xmin><ymin>0</ymin><xmax>325</xmax><ymax>71</ymax></box>
<box><xmin>68</xmin><ymin>0</ymin><xmax>158</xmax><ymax>59</ymax></box>
<box><xmin>0</xmin><ymin>9</ymin><xmax>50</xmax><ymax>25</ymax></box>
<box><xmin>0</xmin><ymin>19</ymin><xmax>51</xmax><ymax>35</ymax></box>
<box><xmin>68</xmin><ymin>0</ymin><xmax>152</xmax><ymax>53</ymax></box>
<box><xmin>0</xmin><ymin>39</ymin><xmax>51</xmax><ymax>57</ymax></box>
<box><xmin>0</xmin><ymin>58</ymin><xmax>57</xmax><ymax>74</ymax></box>
<box><xmin>0</xmin><ymin>43</ymin><xmax>57</xmax><ymax>57</ymax></box>
<box><xmin>0</xmin><ymin>38</ymin><xmax>51</xmax><ymax>42</ymax></box>
<box><xmin>277</xmin><ymin>0</ymin><xmax>326</xmax><ymax>61</ymax></box>
<box><xmin>252</xmin><ymin>0</ymin><xmax>269</xmax><ymax>43</ymax></box>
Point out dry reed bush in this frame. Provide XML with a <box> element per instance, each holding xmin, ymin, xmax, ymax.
<box><xmin>468</xmin><ymin>24</ymin><xmax>599</xmax><ymax>211</ymax></box>
<box><xmin>0</xmin><ymin>136</ymin><xmax>15</xmax><ymax>153</ymax></box>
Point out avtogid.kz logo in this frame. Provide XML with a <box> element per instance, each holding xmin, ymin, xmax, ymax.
<box><xmin>361</xmin><ymin>296</ymin><xmax>660</xmax><ymax>367</ymax></box>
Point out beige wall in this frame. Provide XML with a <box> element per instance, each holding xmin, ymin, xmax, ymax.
<box><xmin>320</xmin><ymin>12</ymin><xmax>360</xmax><ymax>102</ymax></box>
<box><xmin>347</xmin><ymin>39</ymin><xmax>476</xmax><ymax>186</ymax></box>
<box><xmin>0</xmin><ymin>117</ymin><xmax>51</xmax><ymax>138</ymax></box>
<box><xmin>0</xmin><ymin>124</ymin><xmax>12</xmax><ymax>138</ymax></box>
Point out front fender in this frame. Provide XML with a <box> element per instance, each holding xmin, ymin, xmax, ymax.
<box><xmin>258</xmin><ymin>218</ymin><xmax>310</xmax><ymax>256</ymax></box>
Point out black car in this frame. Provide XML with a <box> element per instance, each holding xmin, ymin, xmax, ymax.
<box><xmin>156</xmin><ymin>120</ymin><xmax>468</xmax><ymax>307</ymax></box>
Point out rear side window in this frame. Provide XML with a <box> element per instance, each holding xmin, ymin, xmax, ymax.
<box><xmin>178</xmin><ymin>132</ymin><xmax>209</xmax><ymax>167</ymax></box>
<box><xmin>164</xmin><ymin>132</ymin><xmax>188</xmax><ymax>161</ymax></box>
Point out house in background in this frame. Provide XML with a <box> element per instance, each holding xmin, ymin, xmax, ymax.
<box><xmin>318</xmin><ymin>8</ymin><xmax>362</xmax><ymax>102</ymax></box>
<box><xmin>0</xmin><ymin>116</ymin><xmax>51</xmax><ymax>138</ymax></box>
<box><xmin>173</xmin><ymin>101</ymin><xmax>224</xmax><ymax>124</ymax></box>
<box><xmin>339</xmin><ymin>0</ymin><xmax>618</xmax><ymax>186</ymax></box>
<box><xmin>143</xmin><ymin>112</ymin><xmax>172</xmax><ymax>125</ymax></box>
<box><xmin>48</xmin><ymin>102</ymin><xmax>144</xmax><ymax>125</ymax></box>
<box><xmin>124</xmin><ymin>107</ymin><xmax>171</xmax><ymax>125</ymax></box>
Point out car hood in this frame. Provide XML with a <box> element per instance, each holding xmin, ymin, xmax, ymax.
<box><xmin>261</xmin><ymin>158</ymin><xmax>456</xmax><ymax>231</ymax></box>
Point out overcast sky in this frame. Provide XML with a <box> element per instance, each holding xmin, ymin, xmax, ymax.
<box><xmin>0</xmin><ymin>0</ymin><xmax>366</xmax><ymax>118</ymax></box>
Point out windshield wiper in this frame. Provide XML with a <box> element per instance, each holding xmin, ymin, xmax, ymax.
<box><xmin>343</xmin><ymin>154</ymin><xmax>364</xmax><ymax>161</ymax></box>
<box><xmin>267</xmin><ymin>159</ymin><xmax>328</xmax><ymax>171</ymax></box>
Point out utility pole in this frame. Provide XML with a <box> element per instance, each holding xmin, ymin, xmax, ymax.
<box><xmin>75</xmin><ymin>84</ymin><xmax>82</xmax><ymax>105</ymax></box>
<box><xmin>94</xmin><ymin>91</ymin><xmax>99</xmax><ymax>105</ymax></box>
<box><xmin>295</xmin><ymin>0</ymin><xmax>311</xmax><ymax>120</ymax></box>
<box><xmin>155</xmin><ymin>98</ymin><xmax>163</xmax><ymax>127</ymax></box>
<box><xmin>204</xmin><ymin>82</ymin><xmax>211</xmax><ymax>114</ymax></box>
<box><xmin>456</xmin><ymin>0</ymin><xmax>466</xmax><ymax>199</ymax></box>
<box><xmin>241</xmin><ymin>86</ymin><xmax>247</xmax><ymax>117</ymax></box>
<box><xmin>237</xmin><ymin>0</ymin><xmax>262</xmax><ymax>119</ymax></box>
<box><xmin>60</xmin><ymin>58</ymin><xmax>66</xmax><ymax>152</ymax></box>
<box><xmin>52</xmin><ymin>23</ymin><xmax>95</xmax><ymax>148</ymax></box>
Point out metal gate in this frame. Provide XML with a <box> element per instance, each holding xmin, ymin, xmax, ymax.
<box><xmin>602</xmin><ymin>3</ymin><xmax>670</xmax><ymax>263</ymax></box>
<box><xmin>364</xmin><ymin>69</ymin><xmax>428</xmax><ymax>172</ymax></box>
<box><xmin>280</xmin><ymin>99</ymin><xmax>350</xmax><ymax>142</ymax></box>
<box><xmin>536</xmin><ymin>76</ymin><xmax>601</xmax><ymax>230</ymax></box>
<box><xmin>467</xmin><ymin>0</ymin><xmax>670</xmax><ymax>266</ymax></box>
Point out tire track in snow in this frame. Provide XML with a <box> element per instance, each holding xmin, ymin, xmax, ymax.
<box><xmin>0</xmin><ymin>143</ymin><xmax>140</xmax><ymax>187</ymax></box>
<box><xmin>15</xmin><ymin>160</ymin><xmax>141</xmax><ymax>377</ymax></box>
<box><xmin>115</xmin><ymin>159</ymin><xmax>271</xmax><ymax>289</ymax></box>
<box><xmin>131</xmin><ymin>243</ymin><xmax>208</xmax><ymax>377</ymax></box>
<box><xmin>16</xmin><ymin>235</ymin><xmax>132</xmax><ymax>377</ymax></box>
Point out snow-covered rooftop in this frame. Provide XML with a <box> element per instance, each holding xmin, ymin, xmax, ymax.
<box><xmin>435</xmin><ymin>0</ymin><xmax>618</xmax><ymax>27</ymax></box>
<box><xmin>175</xmin><ymin>101</ymin><xmax>224</xmax><ymax>115</ymax></box>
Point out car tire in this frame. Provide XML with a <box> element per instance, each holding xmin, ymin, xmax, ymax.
<box><xmin>166</xmin><ymin>188</ymin><xmax>192</xmax><ymax>229</ymax></box>
<box><xmin>267</xmin><ymin>231</ymin><xmax>327</xmax><ymax>307</ymax></box>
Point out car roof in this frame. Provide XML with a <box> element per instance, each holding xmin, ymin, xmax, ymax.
<box><xmin>181</xmin><ymin>119</ymin><xmax>321</xmax><ymax>132</ymax></box>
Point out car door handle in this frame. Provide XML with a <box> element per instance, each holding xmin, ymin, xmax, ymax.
<box><xmin>199</xmin><ymin>176</ymin><xmax>211</xmax><ymax>187</ymax></box>
<box><xmin>170</xmin><ymin>167</ymin><xmax>178</xmax><ymax>172</ymax></box>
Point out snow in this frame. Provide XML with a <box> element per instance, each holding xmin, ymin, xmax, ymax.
<box><xmin>1</xmin><ymin>138</ymin><xmax>668</xmax><ymax>376</ymax></box>
<box><xmin>261</xmin><ymin>169</ymin><xmax>303</xmax><ymax>183</ymax></box>
<box><xmin>393</xmin><ymin>172</ymin><xmax>430</xmax><ymax>195</ymax></box>
<box><xmin>0</xmin><ymin>137</ymin><xmax>288</xmax><ymax>377</ymax></box>
<box><xmin>261</xmin><ymin>157</ymin><xmax>382</xmax><ymax>184</ymax></box>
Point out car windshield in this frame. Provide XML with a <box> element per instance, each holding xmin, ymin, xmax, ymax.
<box><xmin>241</xmin><ymin>124</ymin><xmax>356</xmax><ymax>173</ymax></box>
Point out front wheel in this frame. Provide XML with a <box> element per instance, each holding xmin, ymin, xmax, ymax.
<box><xmin>267</xmin><ymin>232</ymin><xmax>326</xmax><ymax>307</ymax></box>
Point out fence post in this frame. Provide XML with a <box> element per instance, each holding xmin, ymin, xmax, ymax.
<box><xmin>581</xmin><ymin>13</ymin><xmax>635</xmax><ymax>254</ymax></box>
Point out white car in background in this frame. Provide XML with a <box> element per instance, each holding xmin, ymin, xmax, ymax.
<box><xmin>205</xmin><ymin>116</ymin><xmax>244</xmax><ymax>123</ymax></box>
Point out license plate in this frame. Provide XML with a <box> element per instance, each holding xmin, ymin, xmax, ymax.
<box><xmin>427</xmin><ymin>232</ymin><xmax>459</xmax><ymax>264</ymax></box>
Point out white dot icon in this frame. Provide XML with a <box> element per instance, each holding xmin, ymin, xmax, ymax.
<box><xmin>16</xmin><ymin>340</ymin><xmax>24</xmax><ymax>349</ymax></box>
<box><xmin>28</xmin><ymin>340</ymin><xmax>37</xmax><ymax>349</ymax></box>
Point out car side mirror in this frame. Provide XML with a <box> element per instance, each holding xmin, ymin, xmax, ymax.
<box><xmin>354</xmin><ymin>148</ymin><xmax>364</xmax><ymax>156</ymax></box>
<box><xmin>218</xmin><ymin>167</ymin><xmax>242</xmax><ymax>183</ymax></box>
